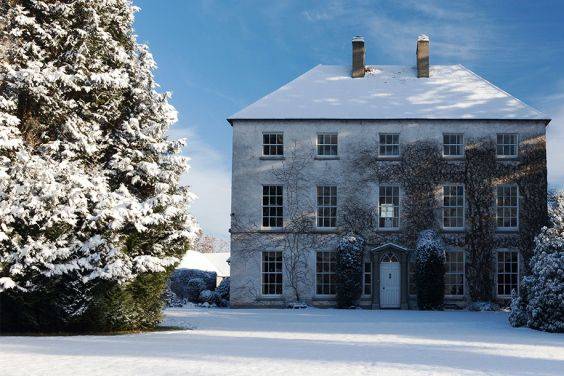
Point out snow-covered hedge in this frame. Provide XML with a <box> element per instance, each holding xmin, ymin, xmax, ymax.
<box><xmin>416</xmin><ymin>230</ymin><xmax>446</xmax><ymax>310</ymax></box>
<box><xmin>216</xmin><ymin>277</ymin><xmax>230</xmax><ymax>300</ymax></box>
<box><xmin>336</xmin><ymin>235</ymin><xmax>365</xmax><ymax>308</ymax></box>
<box><xmin>510</xmin><ymin>192</ymin><xmax>564</xmax><ymax>333</ymax></box>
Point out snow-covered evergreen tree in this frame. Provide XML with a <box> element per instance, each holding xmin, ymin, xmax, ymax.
<box><xmin>510</xmin><ymin>191</ymin><xmax>564</xmax><ymax>333</ymax></box>
<box><xmin>415</xmin><ymin>230</ymin><xmax>446</xmax><ymax>310</ymax></box>
<box><xmin>335</xmin><ymin>234</ymin><xmax>365</xmax><ymax>308</ymax></box>
<box><xmin>0</xmin><ymin>0</ymin><xmax>197</xmax><ymax>331</ymax></box>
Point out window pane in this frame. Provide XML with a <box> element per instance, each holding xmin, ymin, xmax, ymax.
<box><xmin>317</xmin><ymin>186</ymin><xmax>337</xmax><ymax>228</ymax></box>
<box><xmin>379</xmin><ymin>185</ymin><xmax>400</xmax><ymax>228</ymax></box>
<box><xmin>316</xmin><ymin>252</ymin><xmax>336</xmax><ymax>295</ymax></box>
<box><xmin>262</xmin><ymin>185</ymin><xmax>283</xmax><ymax>227</ymax></box>
<box><xmin>496</xmin><ymin>185</ymin><xmax>518</xmax><ymax>229</ymax></box>
<box><xmin>263</xmin><ymin>133</ymin><xmax>284</xmax><ymax>156</ymax></box>
<box><xmin>496</xmin><ymin>251</ymin><xmax>519</xmax><ymax>296</ymax></box>
<box><xmin>262</xmin><ymin>251</ymin><xmax>283</xmax><ymax>295</ymax></box>
<box><xmin>445</xmin><ymin>251</ymin><xmax>464</xmax><ymax>296</ymax></box>
<box><xmin>379</xmin><ymin>133</ymin><xmax>400</xmax><ymax>156</ymax></box>
<box><xmin>443</xmin><ymin>185</ymin><xmax>464</xmax><ymax>228</ymax></box>
<box><xmin>496</xmin><ymin>134</ymin><xmax>517</xmax><ymax>157</ymax></box>
<box><xmin>317</xmin><ymin>134</ymin><xmax>338</xmax><ymax>156</ymax></box>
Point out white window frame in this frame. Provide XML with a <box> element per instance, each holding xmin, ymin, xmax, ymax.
<box><xmin>315</xmin><ymin>251</ymin><xmax>337</xmax><ymax>296</ymax></box>
<box><xmin>378</xmin><ymin>184</ymin><xmax>400</xmax><ymax>230</ymax></box>
<box><xmin>316</xmin><ymin>133</ymin><xmax>338</xmax><ymax>157</ymax></box>
<box><xmin>261</xmin><ymin>251</ymin><xmax>283</xmax><ymax>296</ymax></box>
<box><xmin>362</xmin><ymin>261</ymin><xmax>372</xmax><ymax>296</ymax></box>
<box><xmin>443</xmin><ymin>133</ymin><xmax>464</xmax><ymax>157</ymax></box>
<box><xmin>262</xmin><ymin>185</ymin><xmax>283</xmax><ymax>229</ymax></box>
<box><xmin>444</xmin><ymin>251</ymin><xmax>465</xmax><ymax>297</ymax></box>
<box><xmin>379</xmin><ymin>133</ymin><xmax>400</xmax><ymax>157</ymax></box>
<box><xmin>496</xmin><ymin>133</ymin><xmax>519</xmax><ymax>158</ymax></box>
<box><xmin>496</xmin><ymin>249</ymin><xmax>519</xmax><ymax>298</ymax></box>
<box><xmin>496</xmin><ymin>185</ymin><xmax>519</xmax><ymax>230</ymax></box>
<box><xmin>442</xmin><ymin>184</ymin><xmax>465</xmax><ymax>230</ymax></box>
<box><xmin>316</xmin><ymin>186</ymin><xmax>337</xmax><ymax>229</ymax></box>
<box><xmin>262</xmin><ymin>132</ymin><xmax>284</xmax><ymax>157</ymax></box>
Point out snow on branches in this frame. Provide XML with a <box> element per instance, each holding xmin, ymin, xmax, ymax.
<box><xmin>0</xmin><ymin>1</ymin><xmax>198</xmax><ymax>305</ymax></box>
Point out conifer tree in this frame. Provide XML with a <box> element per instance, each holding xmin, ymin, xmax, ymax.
<box><xmin>0</xmin><ymin>0</ymin><xmax>197</xmax><ymax>331</ymax></box>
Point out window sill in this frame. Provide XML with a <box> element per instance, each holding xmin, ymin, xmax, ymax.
<box><xmin>376</xmin><ymin>156</ymin><xmax>401</xmax><ymax>161</ymax></box>
<box><xmin>442</xmin><ymin>228</ymin><xmax>465</xmax><ymax>233</ymax></box>
<box><xmin>496</xmin><ymin>156</ymin><xmax>518</xmax><ymax>160</ymax></box>
<box><xmin>260</xmin><ymin>156</ymin><xmax>285</xmax><ymax>160</ymax></box>
<box><xmin>312</xmin><ymin>296</ymin><xmax>336</xmax><ymax>301</ymax></box>
<box><xmin>257</xmin><ymin>296</ymin><xmax>284</xmax><ymax>301</ymax></box>
<box><xmin>258</xmin><ymin>228</ymin><xmax>285</xmax><ymax>233</ymax></box>
<box><xmin>496</xmin><ymin>228</ymin><xmax>519</xmax><ymax>233</ymax></box>
<box><xmin>314</xmin><ymin>156</ymin><xmax>339</xmax><ymax>160</ymax></box>
<box><xmin>315</xmin><ymin>227</ymin><xmax>337</xmax><ymax>232</ymax></box>
<box><xmin>443</xmin><ymin>156</ymin><xmax>465</xmax><ymax>160</ymax></box>
<box><xmin>378</xmin><ymin>227</ymin><xmax>400</xmax><ymax>232</ymax></box>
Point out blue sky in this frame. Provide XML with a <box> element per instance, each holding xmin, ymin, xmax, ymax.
<box><xmin>134</xmin><ymin>0</ymin><xmax>564</xmax><ymax>239</ymax></box>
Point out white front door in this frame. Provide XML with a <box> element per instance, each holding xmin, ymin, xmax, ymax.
<box><xmin>380</xmin><ymin>262</ymin><xmax>401</xmax><ymax>308</ymax></box>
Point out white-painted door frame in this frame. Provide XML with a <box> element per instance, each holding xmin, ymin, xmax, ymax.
<box><xmin>380</xmin><ymin>262</ymin><xmax>401</xmax><ymax>308</ymax></box>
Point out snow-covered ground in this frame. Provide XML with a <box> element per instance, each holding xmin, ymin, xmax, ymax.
<box><xmin>1</xmin><ymin>308</ymin><xmax>562</xmax><ymax>376</ymax></box>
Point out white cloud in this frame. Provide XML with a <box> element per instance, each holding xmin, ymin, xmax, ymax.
<box><xmin>170</xmin><ymin>127</ymin><xmax>231</xmax><ymax>240</ymax></box>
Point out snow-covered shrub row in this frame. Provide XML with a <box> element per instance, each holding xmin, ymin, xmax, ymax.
<box><xmin>0</xmin><ymin>1</ymin><xmax>198</xmax><ymax>332</ymax></box>
<box><xmin>510</xmin><ymin>191</ymin><xmax>564</xmax><ymax>333</ymax></box>
<box><xmin>335</xmin><ymin>234</ymin><xmax>365</xmax><ymax>308</ymax></box>
<box><xmin>416</xmin><ymin>230</ymin><xmax>446</xmax><ymax>310</ymax></box>
<box><xmin>169</xmin><ymin>269</ymin><xmax>217</xmax><ymax>300</ymax></box>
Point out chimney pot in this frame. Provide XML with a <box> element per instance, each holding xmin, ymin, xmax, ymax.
<box><xmin>352</xmin><ymin>36</ymin><xmax>365</xmax><ymax>78</ymax></box>
<box><xmin>416</xmin><ymin>34</ymin><xmax>430</xmax><ymax>78</ymax></box>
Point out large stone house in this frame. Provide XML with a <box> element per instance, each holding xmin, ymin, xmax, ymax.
<box><xmin>227</xmin><ymin>36</ymin><xmax>550</xmax><ymax>309</ymax></box>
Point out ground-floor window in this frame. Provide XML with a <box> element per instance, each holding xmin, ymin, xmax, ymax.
<box><xmin>316</xmin><ymin>251</ymin><xmax>336</xmax><ymax>295</ymax></box>
<box><xmin>445</xmin><ymin>251</ymin><xmax>464</xmax><ymax>297</ymax></box>
<box><xmin>262</xmin><ymin>251</ymin><xmax>282</xmax><ymax>295</ymax></box>
<box><xmin>497</xmin><ymin>250</ymin><xmax>519</xmax><ymax>297</ymax></box>
<box><xmin>363</xmin><ymin>261</ymin><xmax>372</xmax><ymax>295</ymax></box>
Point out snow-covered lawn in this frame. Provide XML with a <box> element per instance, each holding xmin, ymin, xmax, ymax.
<box><xmin>1</xmin><ymin>308</ymin><xmax>562</xmax><ymax>376</ymax></box>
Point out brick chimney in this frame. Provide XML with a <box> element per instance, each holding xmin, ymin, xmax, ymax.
<box><xmin>416</xmin><ymin>34</ymin><xmax>429</xmax><ymax>78</ymax></box>
<box><xmin>352</xmin><ymin>36</ymin><xmax>365</xmax><ymax>78</ymax></box>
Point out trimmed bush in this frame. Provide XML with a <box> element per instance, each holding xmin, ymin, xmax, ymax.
<box><xmin>416</xmin><ymin>230</ymin><xmax>446</xmax><ymax>310</ymax></box>
<box><xmin>169</xmin><ymin>269</ymin><xmax>217</xmax><ymax>300</ymax></box>
<box><xmin>216</xmin><ymin>277</ymin><xmax>230</xmax><ymax>300</ymax></box>
<box><xmin>186</xmin><ymin>278</ymin><xmax>206</xmax><ymax>303</ymax></box>
<box><xmin>335</xmin><ymin>235</ymin><xmax>365</xmax><ymax>308</ymax></box>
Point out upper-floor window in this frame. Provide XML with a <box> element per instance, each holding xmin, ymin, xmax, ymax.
<box><xmin>379</xmin><ymin>133</ymin><xmax>400</xmax><ymax>157</ymax></box>
<box><xmin>379</xmin><ymin>185</ymin><xmax>400</xmax><ymax>229</ymax></box>
<box><xmin>317</xmin><ymin>186</ymin><xmax>337</xmax><ymax>228</ymax></box>
<box><xmin>263</xmin><ymin>133</ymin><xmax>283</xmax><ymax>156</ymax></box>
<box><xmin>262</xmin><ymin>185</ymin><xmax>283</xmax><ymax>228</ymax></box>
<box><xmin>445</xmin><ymin>251</ymin><xmax>464</xmax><ymax>296</ymax></box>
<box><xmin>497</xmin><ymin>250</ymin><xmax>519</xmax><ymax>297</ymax></box>
<box><xmin>443</xmin><ymin>133</ymin><xmax>464</xmax><ymax>157</ymax></box>
<box><xmin>317</xmin><ymin>133</ymin><xmax>338</xmax><ymax>156</ymax></box>
<box><xmin>496</xmin><ymin>185</ymin><xmax>519</xmax><ymax>229</ymax></box>
<box><xmin>443</xmin><ymin>185</ymin><xmax>464</xmax><ymax>229</ymax></box>
<box><xmin>316</xmin><ymin>251</ymin><xmax>336</xmax><ymax>295</ymax></box>
<box><xmin>496</xmin><ymin>134</ymin><xmax>518</xmax><ymax>157</ymax></box>
<box><xmin>262</xmin><ymin>251</ymin><xmax>283</xmax><ymax>295</ymax></box>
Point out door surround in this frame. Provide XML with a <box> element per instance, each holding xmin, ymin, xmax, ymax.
<box><xmin>369</xmin><ymin>243</ymin><xmax>410</xmax><ymax>309</ymax></box>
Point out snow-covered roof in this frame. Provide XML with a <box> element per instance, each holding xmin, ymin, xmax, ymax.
<box><xmin>229</xmin><ymin>65</ymin><xmax>549</xmax><ymax>122</ymax></box>
<box><xmin>176</xmin><ymin>251</ymin><xmax>230</xmax><ymax>277</ymax></box>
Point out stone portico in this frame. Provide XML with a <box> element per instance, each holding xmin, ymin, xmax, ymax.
<box><xmin>368</xmin><ymin>243</ymin><xmax>411</xmax><ymax>310</ymax></box>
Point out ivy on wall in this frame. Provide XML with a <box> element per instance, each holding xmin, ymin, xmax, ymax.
<box><xmin>347</xmin><ymin>135</ymin><xmax>548</xmax><ymax>302</ymax></box>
